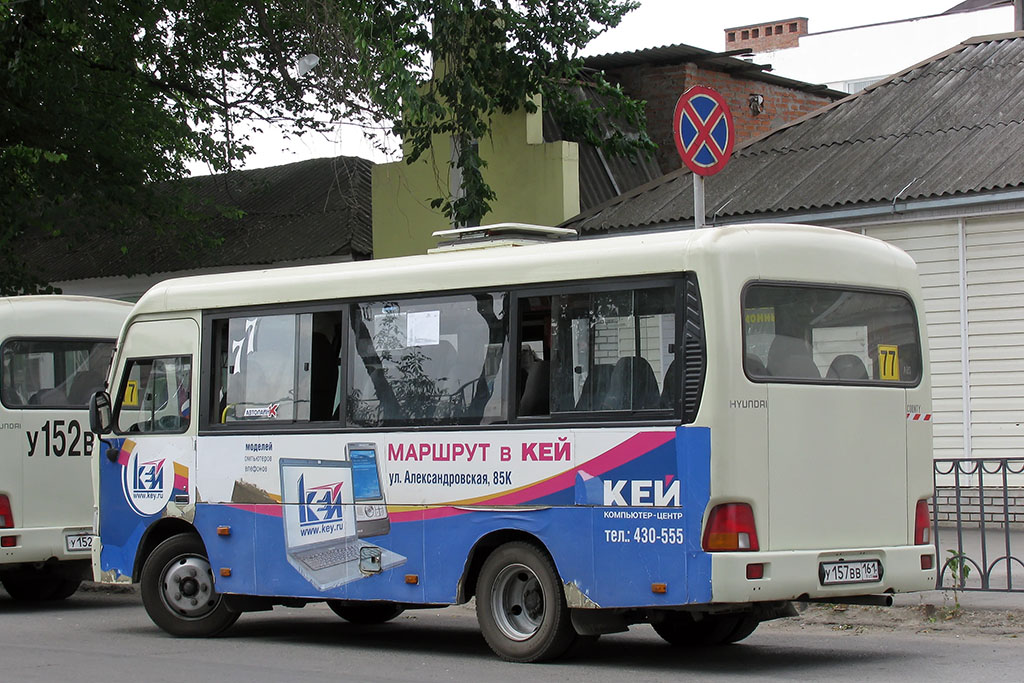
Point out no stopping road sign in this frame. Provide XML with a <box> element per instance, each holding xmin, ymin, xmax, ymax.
<box><xmin>673</xmin><ymin>85</ymin><xmax>735</xmax><ymax>176</ymax></box>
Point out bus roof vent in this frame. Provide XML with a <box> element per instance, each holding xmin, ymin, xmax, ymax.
<box><xmin>429</xmin><ymin>223</ymin><xmax>577</xmax><ymax>253</ymax></box>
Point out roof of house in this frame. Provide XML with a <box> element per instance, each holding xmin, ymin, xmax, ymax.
<box><xmin>563</xmin><ymin>32</ymin><xmax>1024</xmax><ymax>234</ymax></box>
<box><xmin>542</xmin><ymin>87</ymin><xmax>664</xmax><ymax>212</ymax></box>
<box><xmin>583</xmin><ymin>43</ymin><xmax>847</xmax><ymax>100</ymax></box>
<box><xmin>28</xmin><ymin>155</ymin><xmax>373</xmax><ymax>283</ymax></box>
<box><xmin>562</xmin><ymin>45</ymin><xmax>846</xmax><ymax>212</ymax></box>
<box><xmin>944</xmin><ymin>0</ymin><xmax>1012</xmax><ymax>14</ymax></box>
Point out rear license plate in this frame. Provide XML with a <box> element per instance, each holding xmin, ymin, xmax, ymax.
<box><xmin>65</xmin><ymin>533</ymin><xmax>93</xmax><ymax>553</ymax></box>
<box><xmin>819</xmin><ymin>559</ymin><xmax>882</xmax><ymax>585</ymax></box>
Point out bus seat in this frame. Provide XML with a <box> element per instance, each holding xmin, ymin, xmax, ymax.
<box><xmin>660</xmin><ymin>359</ymin><xmax>678</xmax><ymax>409</ymax></box>
<box><xmin>1</xmin><ymin>381</ymin><xmax>24</xmax><ymax>407</ymax></box>
<box><xmin>367</xmin><ymin>368</ymin><xmax>399</xmax><ymax>424</ymax></box>
<box><xmin>826</xmin><ymin>354</ymin><xmax>868</xmax><ymax>380</ymax></box>
<box><xmin>575</xmin><ymin>364</ymin><xmax>613</xmax><ymax>411</ymax></box>
<box><xmin>602</xmin><ymin>356</ymin><xmax>660</xmax><ymax>411</ymax></box>
<box><xmin>766</xmin><ymin>336</ymin><xmax>821</xmax><ymax>379</ymax></box>
<box><xmin>29</xmin><ymin>387</ymin><xmax>68</xmax><ymax>406</ymax></box>
<box><xmin>421</xmin><ymin>341</ymin><xmax>457</xmax><ymax>387</ymax></box>
<box><xmin>518</xmin><ymin>359</ymin><xmax>550</xmax><ymax>416</ymax></box>
<box><xmin>745</xmin><ymin>354</ymin><xmax>768</xmax><ymax>377</ymax></box>
<box><xmin>67</xmin><ymin>368</ymin><xmax>106</xmax><ymax>405</ymax></box>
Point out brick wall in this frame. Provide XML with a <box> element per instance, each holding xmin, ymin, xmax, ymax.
<box><xmin>724</xmin><ymin>17</ymin><xmax>808</xmax><ymax>52</ymax></box>
<box><xmin>604</xmin><ymin>61</ymin><xmax>836</xmax><ymax>173</ymax></box>
<box><xmin>934</xmin><ymin>486</ymin><xmax>1024</xmax><ymax>529</ymax></box>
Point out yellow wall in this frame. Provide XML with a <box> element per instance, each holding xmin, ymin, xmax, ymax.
<box><xmin>372</xmin><ymin>97</ymin><xmax>580</xmax><ymax>258</ymax></box>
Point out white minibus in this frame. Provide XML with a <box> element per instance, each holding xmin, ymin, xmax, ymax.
<box><xmin>1</xmin><ymin>296</ymin><xmax>130</xmax><ymax>600</ymax></box>
<box><xmin>90</xmin><ymin>224</ymin><xmax>934</xmax><ymax>660</ymax></box>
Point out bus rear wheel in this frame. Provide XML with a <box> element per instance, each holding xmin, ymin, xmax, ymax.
<box><xmin>327</xmin><ymin>601</ymin><xmax>405</xmax><ymax>624</ymax></box>
<box><xmin>652</xmin><ymin>611</ymin><xmax>760</xmax><ymax>646</ymax></box>
<box><xmin>475</xmin><ymin>542</ymin><xmax>576</xmax><ymax>662</ymax></box>
<box><xmin>0</xmin><ymin>569</ymin><xmax>80</xmax><ymax>602</ymax></box>
<box><xmin>140</xmin><ymin>534</ymin><xmax>239</xmax><ymax>637</ymax></box>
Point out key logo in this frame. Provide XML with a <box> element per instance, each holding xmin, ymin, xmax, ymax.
<box><xmin>603</xmin><ymin>477</ymin><xmax>681</xmax><ymax>507</ymax></box>
<box><xmin>120</xmin><ymin>441</ymin><xmax>174</xmax><ymax>516</ymax></box>
<box><xmin>297</xmin><ymin>475</ymin><xmax>346</xmax><ymax>530</ymax></box>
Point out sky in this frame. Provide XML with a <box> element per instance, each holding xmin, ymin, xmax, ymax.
<box><xmin>581</xmin><ymin>0</ymin><xmax>962</xmax><ymax>55</ymax></box>
<box><xmin>217</xmin><ymin>1</ymin><xmax>966</xmax><ymax>173</ymax></box>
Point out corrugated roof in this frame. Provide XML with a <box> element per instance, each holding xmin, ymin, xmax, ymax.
<box><xmin>28</xmin><ymin>156</ymin><xmax>373</xmax><ymax>283</ymax></box>
<box><xmin>542</xmin><ymin>84</ymin><xmax>664</xmax><ymax>211</ymax></box>
<box><xmin>944</xmin><ymin>0</ymin><xmax>1011</xmax><ymax>14</ymax></box>
<box><xmin>564</xmin><ymin>32</ymin><xmax>1024</xmax><ymax>234</ymax></box>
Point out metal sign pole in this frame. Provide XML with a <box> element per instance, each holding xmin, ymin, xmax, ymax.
<box><xmin>693</xmin><ymin>174</ymin><xmax>705</xmax><ymax>229</ymax></box>
<box><xmin>673</xmin><ymin>86</ymin><xmax>733</xmax><ymax>230</ymax></box>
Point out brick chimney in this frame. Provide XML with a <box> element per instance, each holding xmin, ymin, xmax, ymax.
<box><xmin>724</xmin><ymin>17</ymin><xmax>808</xmax><ymax>52</ymax></box>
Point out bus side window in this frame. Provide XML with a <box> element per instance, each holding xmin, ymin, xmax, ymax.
<box><xmin>115</xmin><ymin>356</ymin><xmax>191</xmax><ymax>433</ymax></box>
<box><xmin>537</xmin><ymin>285</ymin><xmax>674</xmax><ymax>416</ymax></box>
<box><xmin>346</xmin><ymin>293</ymin><xmax>509</xmax><ymax>427</ymax></box>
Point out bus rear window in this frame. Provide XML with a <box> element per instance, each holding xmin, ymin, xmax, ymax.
<box><xmin>743</xmin><ymin>284</ymin><xmax>921</xmax><ymax>386</ymax></box>
<box><xmin>1</xmin><ymin>339</ymin><xmax>115</xmax><ymax>408</ymax></box>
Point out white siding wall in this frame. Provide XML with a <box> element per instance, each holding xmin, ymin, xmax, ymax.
<box><xmin>864</xmin><ymin>220</ymin><xmax>965</xmax><ymax>459</ymax></box>
<box><xmin>965</xmin><ymin>216</ymin><xmax>1024</xmax><ymax>461</ymax></box>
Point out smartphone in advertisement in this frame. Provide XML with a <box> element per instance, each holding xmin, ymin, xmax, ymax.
<box><xmin>347</xmin><ymin>442</ymin><xmax>390</xmax><ymax>538</ymax></box>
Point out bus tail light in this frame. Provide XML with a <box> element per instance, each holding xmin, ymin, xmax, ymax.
<box><xmin>702</xmin><ymin>503</ymin><xmax>759</xmax><ymax>552</ymax></box>
<box><xmin>914</xmin><ymin>499</ymin><xmax>931</xmax><ymax>545</ymax></box>
<box><xmin>0</xmin><ymin>495</ymin><xmax>11</xmax><ymax>528</ymax></box>
<box><xmin>0</xmin><ymin>494</ymin><xmax>15</xmax><ymax>547</ymax></box>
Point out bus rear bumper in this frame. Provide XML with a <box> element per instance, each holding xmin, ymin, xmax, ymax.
<box><xmin>0</xmin><ymin>525</ymin><xmax>94</xmax><ymax>568</ymax></box>
<box><xmin>709</xmin><ymin>544</ymin><xmax>937</xmax><ymax>604</ymax></box>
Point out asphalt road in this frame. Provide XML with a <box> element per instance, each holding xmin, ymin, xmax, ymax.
<box><xmin>1</xmin><ymin>587</ymin><xmax>1021</xmax><ymax>683</ymax></box>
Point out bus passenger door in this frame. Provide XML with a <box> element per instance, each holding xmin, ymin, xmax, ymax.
<box><xmin>97</xmin><ymin>318</ymin><xmax>199</xmax><ymax>582</ymax></box>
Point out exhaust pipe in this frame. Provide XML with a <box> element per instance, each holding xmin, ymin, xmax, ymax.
<box><xmin>803</xmin><ymin>594</ymin><xmax>894</xmax><ymax>607</ymax></box>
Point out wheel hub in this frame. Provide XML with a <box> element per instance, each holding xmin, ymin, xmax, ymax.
<box><xmin>180</xmin><ymin>577</ymin><xmax>199</xmax><ymax>597</ymax></box>
<box><xmin>162</xmin><ymin>555</ymin><xmax>217</xmax><ymax>618</ymax></box>
<box><xmin>491</xmin><ymin>564</ymin><xmax>545</xmax><ymax>641</ymax></box>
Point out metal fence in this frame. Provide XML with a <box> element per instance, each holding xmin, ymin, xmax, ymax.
<box><xmin>932</xmin><ymin>457</ymin><xmax>1024</xmax><ymax>592</ymax></box>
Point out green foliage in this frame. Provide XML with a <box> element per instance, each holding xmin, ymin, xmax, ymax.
<box><xmin>947</xmin><ymin>549</ymin><xmax>972</xmax><ymax>587</ymax></box>
<box><xmin>304</xmin><ymin>0</ymin><xmax>652</xmax><ymax>226</ymax></box>
<box><xmin>945</xmin><ymin>549</ymin><xmax>972</xmax><ymax>616</ymax></box>
<box><xmin>1</xmin><ymin>0</ymin><xmax>650</xmax><ymax>292</ymax></box>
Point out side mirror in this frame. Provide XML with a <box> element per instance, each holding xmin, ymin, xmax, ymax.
<box><xmin>89</xmin><ymin>391</ymin><xmax>113</xmax><ymax>435</ymax></box>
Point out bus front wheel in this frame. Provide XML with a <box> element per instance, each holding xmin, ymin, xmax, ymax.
<box><xmin>140</xmin><ymin>534</ymin><xmax>239</xmax><ymax>637</ymax></box>
<box><xmin>475</xmin><ymin>542</ymin><xmax>576</xmax><ymax>662</ymax></box>
<box><xmin>652</xmin><ymin>611</ymin><xmax>760</xmax><ymax>646</ymax></box>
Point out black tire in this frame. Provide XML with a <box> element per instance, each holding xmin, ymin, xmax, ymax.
<box><xmin>47</xmin><ymin>577</ymin><xmax>82</xmax><ymax>601</ymax></box>
<box><xmin>652</xmin><ymin>611</ymin><xmax>759</xmax><ymax>647</ymax></box>
<box><xmin>475</xmin><ymin>541</ymin><xmax>576</xmax><ymax>663</ymax></box>
<box><xmin>0</xmin><ymin>571</ymin><xmax>80</xmax><ymax>602</ymax></box>
<box><xmin>140</xmin><ymin>534</ymin><xmax>239</xmax><ymax>637</ymax></box>
<box><xmin>722</xmin><ymin>613</ymin><xmax>760</xmax><ymax>644</ymax></box>
<box><xmin>327</xmin><ymin>601</ymin><xmax>405</xmax><ymax>624</ymax></box>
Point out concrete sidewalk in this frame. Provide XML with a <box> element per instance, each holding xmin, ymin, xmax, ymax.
<box><xmin>893</xmin><ymin>588</ymin><xmax>1024</xmax><ymax>611</ymax></box>
<box><xmin>887</xmin><ymin>525</ymin><xmax>1024</xmax><ymax>613</ymax></box>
